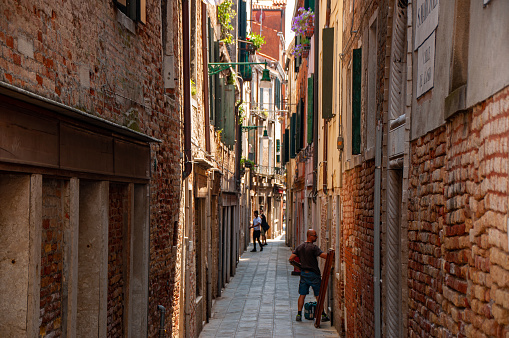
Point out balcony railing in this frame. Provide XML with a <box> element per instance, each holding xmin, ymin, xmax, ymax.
<box><xmin>253</xmin><ymin>165</ymin><xmax>286</xmax><ymax>180</ymax></box>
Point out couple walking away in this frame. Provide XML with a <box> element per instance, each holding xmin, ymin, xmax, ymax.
<box><xmin>249</xmin><ymin>210</ymin><xmax>269</xmax><ymax>252</ymax></box>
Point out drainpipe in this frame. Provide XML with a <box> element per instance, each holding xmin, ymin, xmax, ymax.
<box><xmin>183</xmin><ymin>0</ymin><xmax>192</xmax><ymax>180</ymax></box>
<box><xmin>374</xmin><ymin>121</ymin><xmax>382</xmax><ymax>338</ymax></box>
<box><xmin>202</xmin><ymin>2</ymin><xmax>211</xmax><ymax>153</ymax></box>
<box><xmin>312</xmin><ymin>0</ymin><xmax>319</xmax><ymax>201</ymax></box>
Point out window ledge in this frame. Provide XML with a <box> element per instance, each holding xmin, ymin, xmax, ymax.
<box><xmin>117</xmin><ymin>9</ymin><xmax>136</xmax><ymax>34</ymax></box>
<box><xmin>344</xmin><ymin>154</ymin><xmax>363</xmax><ymax>171</ymax></box>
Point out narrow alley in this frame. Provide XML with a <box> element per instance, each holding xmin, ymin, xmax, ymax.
<box><xmin>200</xmin><ymin>236</ymin><xmax>339</xmax><ymax>338</ymax></box>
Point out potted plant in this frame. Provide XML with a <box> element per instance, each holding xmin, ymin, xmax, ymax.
<box><xmin>246</xmin><ymin>32</ymin><xmax>266</xmax><ymax>54</ymax></box>
<box><xmin>292</xmin><ymin>36</ymin><xmax>311</xmax><ymax>58</ymax></box>
<box><xmin>291</xmin><ymin>8</ymin><xmax>315</xmax><ymax>38</ymax></box>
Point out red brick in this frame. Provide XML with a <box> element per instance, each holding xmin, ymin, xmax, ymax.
<box><xmin>6</xmin><ymin>35</ymin><xmax>13</xmax><ymax>48</ymax></box>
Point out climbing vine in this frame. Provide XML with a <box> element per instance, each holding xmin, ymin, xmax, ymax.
<box><xmin>218</xmin><ymin>0</ymin><xmax>236</xmax><ymax>44</ymax></box>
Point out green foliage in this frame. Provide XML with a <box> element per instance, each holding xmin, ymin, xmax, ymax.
<box><xmin>218</xmin><ymin>0</ymin><xmax>236</xmax><ymax>45</ymax></box>
<box><xmin>191</xmin><ymin>79</ymin><xmax>197</xmax><ymax>96</ymax></box>
<box><xmin>238</xmin><ymin>102</ymin><xmax>246</xmax><ymax>125</ymax></box>
<box><xmin>241</xmin><ymin>156</ymin><xmax>255</xmax><ymax>168</ymax></box>
<box><xmin>227</xmin><ymin>72</ymin><xmax>235</xmax><ymax>85</ymax></box>
<box><xmin>247</xmin><ymin>32</ymin><xmax>266</xmax><ymax>50</ymax></box>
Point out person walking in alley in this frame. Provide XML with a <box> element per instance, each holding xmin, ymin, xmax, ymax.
<box><xmin>289</xmin><ymin>229</ymin><xmax>329</xmax><ymax>322</ymax></box>
<box><xmin>249</xmin><ymin>210</ymin><xmax>263</xmax><ymax>252</ymax></box>
<box><xmin>259</xmin><ymin>209</ymin><xmax>269</xmax><ymax>246</ymax></box>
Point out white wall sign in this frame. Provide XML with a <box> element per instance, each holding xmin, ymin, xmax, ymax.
<box><xmin>415</xmin><ymin>0</ymin><xmax>439</xmax><ymax>50</ymax></box>
<box><xmin>164</xmin><ymin>55</ymin><xmax>175</xmax><ymax>89</ymax></box>
<box><xmin>417</xmin><ymin>31</ymin><xmax>435</xmax><ymax>98</ymax></box>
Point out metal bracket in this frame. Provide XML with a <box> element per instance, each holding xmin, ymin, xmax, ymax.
<box><xmin>208</xmin><ymin>61</ymin><xmax>267</xmax><ymax>76</ymax></box>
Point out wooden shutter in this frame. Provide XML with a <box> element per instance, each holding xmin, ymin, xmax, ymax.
<box><xmin>290</xmin><ymin>114</ymin><xmax>296</xmax><ymax>158</ymax></box>
<box><xmin>223</xmin><ymin>85</ymin><xmax>235</xmax><ymax>147</ymax></box>
<box><xmin>215</xmin><ymin>78</ymin><xmax>224</xmax><ymax>131</ymax></box>
<box><xmin>307</xmin><ymin>75</ymin><xmax>314</xmax><ymax>144</ymax></box>
<box><xmin>352</xmin><ymin>48</ymin><xmax>362</xmax><ymax>155</ymax></box>
<box><xmin>284</xmin><ymin>129</ymin><xmax>290</xmax><ymax>163</ymax></box>
<box><xmin>138</xmin><ymin>0</ymin><xmax>146</xmax><ymax>23</ymax></box>
<box><xmin>211</xmin><ymin>41</ymin><xmax>220</xmax><ymax>126</ymax></box>
<box><xmin>322</xmin><ymin>27</ymin><xmax>334</xmax><ymax>119</ymax></box>
<box><xmin>296</xmin><ymin>101</ymin><xmax>302</xmax><ymax>153</ymax></box>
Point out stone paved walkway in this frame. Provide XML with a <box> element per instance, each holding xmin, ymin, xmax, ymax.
<box><xmin>199</xmin><ymin>236</ymin><xmax>340</xmax><ymax>338</ymax></box>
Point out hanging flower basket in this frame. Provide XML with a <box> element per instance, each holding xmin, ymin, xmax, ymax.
<box><xmin>291</xmin><ymin>8</ymin><xmax>315</xmax><ymax>37</ymax></box>
<box><xmin>246</xmin><ymin>32</ymin><xmax>266</xmax><ymax>54</ymax></box>
<box><xmin>246</xmin><ymin>43</ymin><xmax>256</xmax><ymax>54</ymax></box>
<box><xmin>304</xmin><ymin>25</ymin><xmax>314</xmax><ymax>37</ymax></box>
<box><xmin>292</xmin><ymin>36</ymin><xmax>311</xmax><ymax>58</ymax></box>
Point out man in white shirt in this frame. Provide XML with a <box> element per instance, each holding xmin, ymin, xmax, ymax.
<box><xmin>249</xmin><ymin>210</ymin><xmax>263</xmax><ymax>252</ymax></box>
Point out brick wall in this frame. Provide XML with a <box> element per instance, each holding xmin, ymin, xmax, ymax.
<box><xmin>108</xmin><ymin>184</ymin><xmax>128</xmax><ymax>337</ymax></box>
<box><xmin>0</xmin><ymin>0</ymin><xmax>183</xmax><ymax>336</ymax></box>
<box><xmin>340</xmin><ymin>162</ymin><xmax>375</xmax><ymax>337</ymax></box>
<box><xmin>40</xmin><ymin>179</ymin><xmax>67</xmax><ymax>337</ymax></box>
<box><xmin>408</xmin><ymin>87</ymin><xmax>509</xmax><ymax>337</ymax></box>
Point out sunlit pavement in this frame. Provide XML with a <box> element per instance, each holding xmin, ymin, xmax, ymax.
<box><xmin>199</xmin><ymin>235</ymin><xmax>340</xmax><ymax>338</ymax></box>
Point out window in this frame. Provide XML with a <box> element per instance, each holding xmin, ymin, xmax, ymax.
<box><xmin>115</xmin><ymin>0</ymin><xmax>146</xmax><ymax>23</ymax></box>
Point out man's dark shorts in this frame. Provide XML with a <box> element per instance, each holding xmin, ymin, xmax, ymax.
<box><xmin>299</xmin><ymin>271</ymin><xmax>321</xmax><ymax>296</ymax></box>
<box><xmin>253</xmin><ymin>230</ymin><xmax>261</xmax><ymax>239</ymax></box>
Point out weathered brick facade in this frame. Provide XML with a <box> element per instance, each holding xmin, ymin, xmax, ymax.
<box><xmin>108</xmin><ymin>184</ymin><xmax>128</xmax><ymax>337</ymax></box>
<box><xmin>1</xmin><ymin>0</ymin><xmax>182</xmax><ymax>335</ymax></box>
<box><xmin>408</xmin><ymin>87</ymin><xmax>509</xmax><ymax>337</ymax></box>
<box><xmin>340</xmin><ymin>162</ymin><xmax>376</xmax><ymax>337</ymax></box>
<box><xmin>40</xmin><ymin>179</ymin><xmax>66</xmax><ymax>337</ymax></box>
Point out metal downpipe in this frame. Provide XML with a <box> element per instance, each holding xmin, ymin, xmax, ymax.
<box><xmin>312</xmin><ymin>0</ymin><xmax>319</xmax><ymax>201</ymax></box>
<box><xmin>201</xmin><ymin>2</ymin><xmax>211</xmax><ymax>154</ymax></box>
<box><xmin>182</xmin><ymin>0</ymin><xmax>192</xmax><ymax>180</ymax></box>
<box><xmin>374</xmin><ymin>121</ymin><xmax>382</xmax><ymax>338</ymax></box>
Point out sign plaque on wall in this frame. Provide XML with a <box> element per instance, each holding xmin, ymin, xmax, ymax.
<box><xmin>415</xmin><ymin>0</ymin><xmax>439</xmax><ymax>50</ymax></box>
<box><xmin>417</xmin><ymin>31</ymin><xmax>435</xmax><ymax>98</ymax></box>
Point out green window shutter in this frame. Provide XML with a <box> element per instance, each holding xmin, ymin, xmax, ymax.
<box><xmin>223</xmin><ymin>84</ymin><xmax>235</xmax><ymax>147</ymax></box>
<box><xmin>322</xmin><ymin>27</ymin><xmax>334</xmax><ymax>119</ymax></box>
<box><xmin>352</xmin><ymin>48</ymin><xmax>362</xmax><ymax>155</ymax></box>
<box><xmin>286</xmin><ymin>128</ymin><xmax>290</xmax><ymax>162</ymax></box>
<box><xmin>281</xmin><ymin>133</ymin><xmax>285</xmax><ymax>163</ymax></box>
<box><xmin>276</xmin><ymin>154</ymin><xmax>280</xmax><ymax>163</ymax></box>
<box><xmin>209</xmin><ymin>26</ymin><xmax>216</xmax><ymax>124</ymax></box>
<box><xmin>275</xmin><ymin>79</ymin><xmax>280</xmax><ymax>109</ymax></box>
<box><xmin>212</xmin><ymin>41</ymin><xmax>221</xmax><ymax>126</ymax></box>
<box><xmin>290</xmin><ymin>114</ymin><xmax>296</xmax><ymax>158</ymax></box>
<box><xmin>215</xmin><ymin>78</ymin><xmax>224</xmax><ymax>130</ymax></box>
<box><xmin>296</xmin><ymin>101</ymin><xmax>302</xmax><ymax>153</ymax></box>
<box><xmin>284</xmin><ymin>129</ymin><xmax>289</xmax><ymax>163</ymax></box>
<box><xmin>307</xmin><ymin>75</ymin><xmax>314</xmax><ymax>144</ymax></box>
<box><xmin>276</xmin><ymin>139</ymin><xmax>280</xmax><ymax>152</ymax></box>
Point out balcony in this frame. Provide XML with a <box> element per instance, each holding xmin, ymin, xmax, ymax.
<box><xmin>253</xmin><ymin>165</ymin><xmax>286</xmax><ymax>182</ymax></box>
